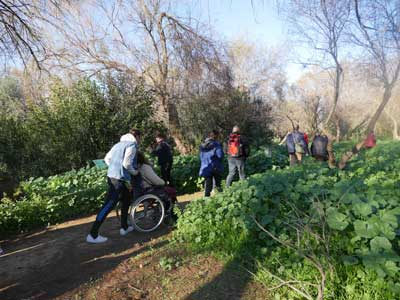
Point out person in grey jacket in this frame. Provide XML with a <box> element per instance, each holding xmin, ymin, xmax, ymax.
<box><xmin>86</xmin><ymin>129</ymin><xmax>141</xmax><ymax>244</ymax></box>
<box><xmin>225</xmin><ymin>126</ymin><xmax>250</xmax><ymax>187</ymax></box>
<box><xmin>280</xmin><ymin>125</ymin><xmax>309</xmax><ymax>166</ymax></box>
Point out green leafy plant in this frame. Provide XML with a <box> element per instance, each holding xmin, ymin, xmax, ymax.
<box><xmin>175</xmin><ymin>141</ymin><xmax>400</xmax><ymax>298</ymax></box>
<box><xmin>159</xmin><ymin>256</ymin><xmax>181</xmax><ymax>271</ymax></box>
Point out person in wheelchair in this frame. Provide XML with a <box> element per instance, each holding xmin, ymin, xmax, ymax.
<box><xmin>136</xmin><ymin>152</ymin><xmax>177</xmax><ymax>213</ymax></box>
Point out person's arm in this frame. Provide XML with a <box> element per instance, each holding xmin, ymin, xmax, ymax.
<box><xmin>279</xmin><ymin>134</ymin><xmax>288</xmax><ymax>145</ymax></box>
<box><xmin>223</xmin><ymin>139</ymin><xmax>228</xmax><ymax>155</ymax></box>
<box><xmin>152</xmin><ymin>143</ymin><xmax>162</xmax><ymax>157</ymax></box>
<box><xmin>123</xmin><ymin>146</ymin><xmax>139</xmax><ymax>176</ymax></box>
<box><xmin>216</xmin><ymin>143</ymin><xmax>224</xmax><ymax>159</ymax></box>
<box><xmin>300</xmin><ymin>135</ymin><xmax>310</xmax><ymax>155</ymax></box>
<box><xmin>104</xmin><ymin>149</ymin><xmax>112</xmax><ymax>166</ymax></box>
<box><xmin>142</xmin><ymin>164</ymin><xmax>165</xmax><ymax>186</ymax></box>
<box><xmin>241</xmin><ymin>137</ymin><xmax>250</xmax><ymax>157</ymax></box>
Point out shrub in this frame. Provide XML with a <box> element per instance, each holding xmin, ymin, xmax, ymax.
<box><xmin>175</xmin><ymin>141</ymin><xmax>400</xmax><ymax>298</ymax></box>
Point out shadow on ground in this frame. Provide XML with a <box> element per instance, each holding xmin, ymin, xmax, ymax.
<box><xmin>0</xmin><ymin>214</ymin><xmax>170</xmax><ymax>300</ymax></box>
<box><xmin>185</xmin><ymin>257</ymin><xmax>259</xmax><ymax>300</ymax></box>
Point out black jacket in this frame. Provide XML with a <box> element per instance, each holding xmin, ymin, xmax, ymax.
<box><xmin>152</xmin><ymin>141</ymin><xmax>173</xmax><ymax>165</ymax></box>
<box><xmin>311</xmin><ymin>135</ymin><xmax>328</xmax><ymax>158</ymax></box>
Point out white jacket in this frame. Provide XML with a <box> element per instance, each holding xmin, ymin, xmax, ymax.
<box><xmin>104</xmin><ymin>133</ymin><xmax>139</xmax><ymax>176</ymax></box>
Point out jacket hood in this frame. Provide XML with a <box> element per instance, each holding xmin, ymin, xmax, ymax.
<box><xmin>201</xmin><ymin>138</ymin><xmax>216</xmax><ymax>151</ymax></box>
<box><xmin>120</xmin><ymin>133</ymin><xmax>137</xmax><ymax>143</ymax></box>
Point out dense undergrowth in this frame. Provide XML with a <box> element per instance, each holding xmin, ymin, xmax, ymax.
<box><xmin>2</xmin><ymin>141</ymin><xmax>399</xmax><ymax>298</ymax></box>
<box><xmin>175</xmin><ymin>141</ymin><xmax>400</xmax><ymax>299</ymax></box>
<box><xmin>0</xmin><ymin>144</ymin><xmax>287</xmax><ymax>236</ymax></box>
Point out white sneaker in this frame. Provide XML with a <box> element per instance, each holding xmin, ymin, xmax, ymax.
<box><xmin>86</xmin><ymin>234</ymin><xmax>108</xmax><ymax>244</ymax></box>
<box><xmin>120</xmin><ymin>226</ymin><xmax>134</xmax><ymax>236</ymax></box>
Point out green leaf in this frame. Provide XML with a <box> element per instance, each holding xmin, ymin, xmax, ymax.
<box><xmin>380</xmin><ymin>210</ymin><xmax>398</xmax><ymax>227</ymax></box>
<box><xmin>354</xmin><ymin>220</ymin><xmax>379</xmax><ymax>238</ymax></box>
<box><xmin>326</xmin><ymin>207</ymin><xmax>349</xmax><ymax>231</ymax></box>
<box><xmin>342</xmin><ymin>193</ymin><xmax>361</xmax><ymax>204</ymax></box>
<box><xmin>370</xmin><ymin>236</ymin><xmax>392</xmax><ymax>253</ymax></box>
<box><xmin>383</xmin><ymin>261</ymin><xmax>400</xmax><ymax>277</ymax></box>
<box><xmin>353</xmin><ymin>202</ymin><xmax>372</xmax><ymax>217</ymax></box>
<box><xmin>377</xmin><ymin>222</ymin><xmax>396</xmax><ymax>240</ymax></box>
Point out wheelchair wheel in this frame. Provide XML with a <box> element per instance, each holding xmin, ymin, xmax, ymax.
<box><xmin>130</xmin><ymin>194</ymin><xmax>165</xmax><ymax>232</ymax></box>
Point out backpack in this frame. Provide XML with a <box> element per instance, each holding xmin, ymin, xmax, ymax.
<box><xmin>311</xmin><ymin>135</ymin><xmax>328</xmax><ymax>157</ymax></box>
<box><xmin>228</xmin><ymin>134</ymin><xmax>242</xmax><ymax>157</ymax></box>
<box><xmin>364</xmin><ymin>133</ymin><xmax>376</xmax><ymax>148</ymax></box>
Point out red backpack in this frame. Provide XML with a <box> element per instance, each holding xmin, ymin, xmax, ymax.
<box><xmin>364</xmin><ymin>132</ymin><xmax>376</xmax><ymax>148</ymax></box>
<box><xmin>228</xmin><ymin>134</ymin><xmax>242</xmax><ymax>157</ymax></box>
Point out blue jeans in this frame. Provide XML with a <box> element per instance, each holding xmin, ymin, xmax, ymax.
<box><xmin>90</xmin><ymin>175</ymin><xmax>141</xmax><ymax>238</ymax></box>
<box><xmin>226</xmin><ymin>158</ymin><xmax>246</xmax><ymax>187</ymax></box>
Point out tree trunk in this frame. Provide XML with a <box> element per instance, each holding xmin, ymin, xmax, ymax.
<box><xmin>338</xmin><ymin>86</ymin><xmax>393</xmax><ymax>169</ymax></box>
<box><xmin>335</xmin><ymin>118</ymin><xmax>341</xmax><ymax>142</ymax></box>
<box><xmin>388</xmin><ymin>112</ymin><xmax>399</xmax><ymax>140</ymax></box>
<box><xmin>394</xmin><ymin>119</ymin><xmax>399</xmax><ymax>140</ymax></box>
<box><xmin>167</xmin><ymin>101</ymin><xmax>189</xmax><ymax>154</ymax></box>
<box><xmin>326</xmin><ymin>134</ymin><xmax>337</xmax><ymax>169</ymax></box>
<box><xmin>155</xmin><ymin>93</ymin><xmax>189</xmax><ymax>154</ymax></box>
<box><xmin>321</xmin><ymin>64</ymin><xmax>342</xmax><ymax>168</ymax></box>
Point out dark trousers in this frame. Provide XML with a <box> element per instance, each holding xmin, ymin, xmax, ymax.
<box><xmin>90</xmin><ymin>177</ymin><xmax>131</xmax><ymax>238</ymax></box>
<box><xmin>160</xmin><ymin>161</ymin><xmax>173</xmax><ymax>186</ymax></box>
<box><xmin>204</xmin><ymin>171</ymin><xmax>222</xmax><ymax>197</ymax></box>
<box><xmin>226</xmin><ymin>158</ymin><xmax>246</xmax><ymax>187</ymax></box>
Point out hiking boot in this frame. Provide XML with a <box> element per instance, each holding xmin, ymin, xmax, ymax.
<box><xmin>120</xmin><ymin>226</ymin><xmax>134</xmax><ymax>236</ymax></box>
<box><xmin>86</xmin><ymin>234</ymin><xmax>108</xmax><ymax>244</ymax></box>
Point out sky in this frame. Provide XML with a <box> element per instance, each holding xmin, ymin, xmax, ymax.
<box><xmin>197</xmin><ymin>1</ymin><xmax>285</xmax><ymax>46</ymax></box>
<box><xmin>191</xmin><ymin>0</ymin><xmax>305</xmax><ymax>82</ymax></box>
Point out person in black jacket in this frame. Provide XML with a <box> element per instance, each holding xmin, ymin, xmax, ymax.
<box><xmin>151</xmin><ymin>133</ymin><xmax>174</xmax><ymax>186</ymax></box>
<box><xmin>311</xmin><ymin>134</ymin><xmax>329</xmax><ymax>161</ymax></box>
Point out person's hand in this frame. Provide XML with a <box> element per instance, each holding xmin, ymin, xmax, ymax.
<box><xmin>124</xmin><ymin>181</ymin><xmax>133</xmax><ymax>192</ymax></box>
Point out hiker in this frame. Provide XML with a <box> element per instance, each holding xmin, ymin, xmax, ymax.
<box><xmin>136</xmin><ymin>152</ymin><xmax>177</xmax><ymax>208</ymax></box>
<box><xmin>225</xmin><ymin>126</ymin><xmax>250</xmax><ymax>187</ymax></box>
<box><xmin>280</xmin><ymin>125</ymin><xmax>308</xmax><ymax>166</ymax></box>
<box><xmin>151</xmin><ymin>133</ymin><xmax>174</xmax><ymax>186</ymax></box>
<box><xmin>199</xmin><ymin>130</ymin><xmax>224</xmax><ymax>197</ymax></box>
<box><xmin>311</xmin><ymin>134</ymin><xmax>329</xmax><ymax>161</ymax></box>
<box><xmin>86</xmin><ymin>129</ymin><xmax>141</xmax><ymax>244</ymax></box>
<box><xmin>304</xmin><ymin>132</ymin><xmax>310</xmax><ymax>151</ymax></box>
<box><xmin>364</xmin><ymin>132</ymin><xmax>376</xmax><ymax>148</ymax></box>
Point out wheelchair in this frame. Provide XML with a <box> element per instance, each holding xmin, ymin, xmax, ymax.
<box><xmin>116</xmin><ymin>186</ymin><xmax>177</xmax><ymax>233</ymax></box>
<box><xmin>92</xmin><ymin>159</ymin><xmax>177</xmax><ymax>233</ymax></box>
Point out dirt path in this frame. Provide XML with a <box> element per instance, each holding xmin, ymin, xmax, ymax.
<box><xmin>54</xmin><ymin>244</ymin><xmax>270</xmax><ymax>300</ymax></box>
<box><xmin>0</xmin><ymin>192</ymin><xmax>203</xmax><ymax>300</ymax></box>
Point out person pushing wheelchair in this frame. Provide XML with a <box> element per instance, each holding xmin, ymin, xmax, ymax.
<box><xmin>86</xmin><ymin>129</ymin><xmax>142</xmax><ymax>244</ymax></box>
